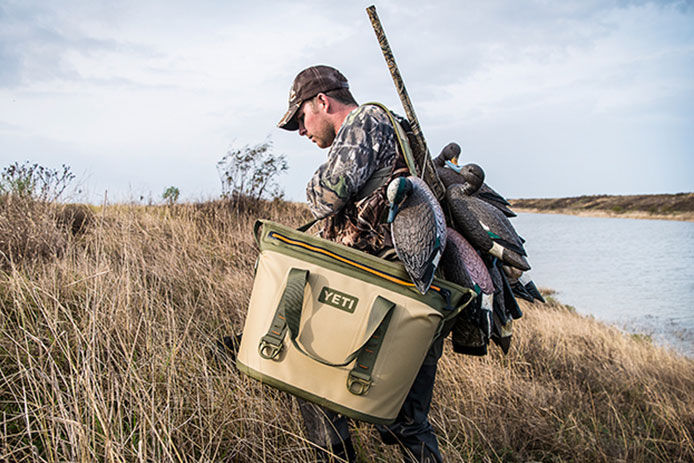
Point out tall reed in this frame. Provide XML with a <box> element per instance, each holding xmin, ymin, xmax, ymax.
<box><xmin>1</xmin><ymin>198</ymin><xmax>691</xmax><ymax>462</ymax></box>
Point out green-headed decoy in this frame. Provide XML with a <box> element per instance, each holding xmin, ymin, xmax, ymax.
<box><xmin>387</xmin><ymin>176</ymin><xmax>447</xmax><ymax>294</ymax></box>
<box><xmin>446</xmin><ymin>184</ymin><xmax>530</xmax><ymax>271</ymax></box>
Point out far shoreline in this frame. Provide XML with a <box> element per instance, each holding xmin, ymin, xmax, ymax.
<box><xmin>513</xmin><ymin>207</ymin><xmax>694</xmax><ymax>222</ymax></box>
<box><xmin>509</xmin><ymin>193</ymin><xmax>694</xmax><ymax>223</ymax></box>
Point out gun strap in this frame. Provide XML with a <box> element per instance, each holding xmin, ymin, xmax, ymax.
<box><xmin>365</xmin><ymin>102</ymin><xmax>419</xmax><ymax>178</ymax></box>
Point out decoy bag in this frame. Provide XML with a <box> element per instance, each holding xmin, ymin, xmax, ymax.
<box><xmin>237</xmin><ymin>220</ymin><xmax>475</xmax><ymax>425</ymax></box>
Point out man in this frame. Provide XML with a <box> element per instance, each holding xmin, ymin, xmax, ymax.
<box><xmin>278</xmin><ymin>65</ymin><xmax>444</xmax><ymax>463</ymax></box>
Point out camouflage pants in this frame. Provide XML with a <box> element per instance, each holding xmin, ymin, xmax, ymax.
<box><xmin>298</xmin><ymin>336</ymin><xmax>444</xmax><ymax>463</ymax></box>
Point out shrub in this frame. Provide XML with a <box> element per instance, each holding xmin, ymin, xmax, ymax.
<box><xmin>0</xmin><ymin>162</ymin><xmax>78</xmax><ymax>268</ymax></box>
<box><xmin>162</xmin><ymin>186</ymin><xmax>180</xmax><ymax>205</ymax></box>
<box><xmin>0</xmin><ymin>162</ymin><xmax>75</xmax><ymax>202</ymax></box>
<box><xmin>0</xmin><ymin>195</ymin><xmax>67</xmax><ymax>268</ymax></box>
<box><xmin>55</xmin><ymin>203</ymin><xmax>94</xmax><ymax>235</ymax></box>
<box><xmin>217</xmin><ymin>139</ymin><xmax>288</xmax><ymax>202</ymax></box>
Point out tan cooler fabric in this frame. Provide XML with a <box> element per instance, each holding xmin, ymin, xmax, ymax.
<box><xmin>236</xmin><ymin>220</ymin><xmax>475</xmax><ymax>424</ymax></box>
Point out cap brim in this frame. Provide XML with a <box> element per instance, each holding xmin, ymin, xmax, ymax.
<box><xmin>278</xmin><ymin>102</ymin><xmax>300</xmax><ymax>131</ymax></box>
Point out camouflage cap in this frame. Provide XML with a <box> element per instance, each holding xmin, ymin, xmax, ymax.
<box><xmin>278</xmin><ymin>65</ymin><xmax>350</xmax><ymax>131</ymax></box>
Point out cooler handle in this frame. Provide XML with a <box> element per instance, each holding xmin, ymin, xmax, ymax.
<box><xmin>259</xmin><ymin>268</ymin><xmax>395</xmax><ymax>395</ymax></box>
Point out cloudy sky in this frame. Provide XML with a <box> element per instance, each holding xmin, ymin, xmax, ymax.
<box><xmin>1</xmin><ymin>0</ymin><xmax>692</xmax><ymax>203</ymax></box>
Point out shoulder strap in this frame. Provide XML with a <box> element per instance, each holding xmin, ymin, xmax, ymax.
<box><xmin>364</xmin><ymin>102</ymin><xmax>419</xmax><ymax>178</ymax></box>
<box><xmin>354</xmin><ymin>165</ymin><xmax>391</xmax><ymax>201</ymax></box>
<box><xmin>298</xmin><ymin>102</ymin><xmax>420</xmax><ymax>232</ymax></box>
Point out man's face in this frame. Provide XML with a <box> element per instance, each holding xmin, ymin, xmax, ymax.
<box><xmin>297</xmin><ymin>97</ymin><xmax>335</xmax><ymax>149</ymax></box>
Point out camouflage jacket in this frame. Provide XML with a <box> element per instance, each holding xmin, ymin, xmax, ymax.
<box><xmin>306</xmin><ymin>104</ymin><xmax>409</xmax><ymax>255</ymax></box>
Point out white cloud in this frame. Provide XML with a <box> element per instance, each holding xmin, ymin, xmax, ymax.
<box><xmin>0</xmin><ymin>0</ymin><xmax>692</xmax><ymax>202</ymax></box>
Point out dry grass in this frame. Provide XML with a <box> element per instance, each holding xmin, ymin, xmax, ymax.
<box><xmin>1</xmin><ymin>198</ymin><xmax>692</xmax><ymax>462</ymax></box>
<box><xmin>0</xmin><ymin>196</ymin><xmax>67</xmax><ymax>267</ymax></box>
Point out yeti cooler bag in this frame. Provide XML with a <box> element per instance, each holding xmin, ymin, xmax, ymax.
<box><xmin>236</xmin><ymin>220</ymin><xmax>475</xmax><ymax>424</ymax></box>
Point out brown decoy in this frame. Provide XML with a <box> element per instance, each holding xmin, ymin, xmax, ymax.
<box><xmin>441</xmin><ymin>227</ymin><xmax>494</xmax><ymax>354</ymax></box>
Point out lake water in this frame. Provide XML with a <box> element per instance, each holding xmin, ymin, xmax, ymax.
<box><xmin>512</xmin><ymin>212</ymin><xmax>694</xmax><ymax>357</ymax></box>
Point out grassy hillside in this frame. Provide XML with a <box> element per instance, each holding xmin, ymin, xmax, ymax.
<box><xmin>511</xmin><ymin>193</ymin><xmax>694</xmax><ymax>221</ymax></box>
<box><xmin>1</xmin><ymin>196</ymin><xmax>692</xmax><ymax>462</ymax></box>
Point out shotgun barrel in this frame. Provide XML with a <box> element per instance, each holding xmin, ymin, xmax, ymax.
<box><xmin>366</xmin><ymin>5</ymin><xmax>446</xmax><ymax>201</ymax></box>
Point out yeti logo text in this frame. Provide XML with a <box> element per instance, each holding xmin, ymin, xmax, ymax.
<box><xmin>318</xmin><ymin>287</ymin><xmax>359</xmax><ymax>313</ymax></box>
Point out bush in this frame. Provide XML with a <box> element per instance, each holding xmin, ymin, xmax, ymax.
<box><xmin>217</xmin><ymin>139</ymin><xmax>288</xmax><ymax>202</ymax></box>
<box><xmin>0</xmin><ymin>162</ymin><xmax>78</xmax><ymax>268</ymax></box>
<box><xmin>0</xmin><ymin>162</ymin><xmax>75</xmax><ymax>202</ymax></box>
<box><xmin>162</xmin><ymin>186</ymin><xmax>180</xmax><ymax>205</ymax></box>
<box><xmin>55</xmin><ymin>203</ymin><xmax>94</xmax><ymax>235</ymax></box>
<box><xmin>0</xmin><ymin>195</ymin><xmax>67</xmax><ymax>268</ymax></box>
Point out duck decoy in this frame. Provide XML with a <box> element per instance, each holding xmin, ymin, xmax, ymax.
<box><xmin>508</xmin><ymin>278</ymin><xmax>535</xmax><ymax>302</ymax></box>
<box><xmin>446</xmin><ymin>184</ymin><xmax>530</xmax><ymax>271</ymax></box>
<box><xmin>450</xmin><ymin>293</ymin><xmax>493</xmax><ymax>356</ymax></box>
<box><xmin>491</xmin><ymin>311</ymin><xmax>513</xmax><ymax>354</ymax></box>
<box><xmin>488</xmin><ymin>258</ymin><xmax>519</xmax><ymax>353</ymax></box>
<box><xmin>502</xmin><ymin>266</ymin><xmax>545</xmax><ymax>303</ymax></box>
<box><xmin>519</xmin><ymin>272</ymin><xmax>545</xmax><ymax>303</ymax></box>
<box><xmin>502</xmin><ymin>263</ymin><xmax>523</xmax><ymax>281</ymax></box>
<box><xmin>503</xmin><ymin>265</ymin><xmax>536</xmax><ymax>302</ymax></box>
<box><xmin>387</xmin><ymin>176</ymin><xmax>447</xmax><ymax>294</ymax></box>
<box><xmin>441</xmin><ymin>227</ymin><xmax>494</xmax><ymax>354</ymax></box>
<box><xmin>441</xmin><ymin>227</ymin><xmax>493</xmax><ymax>294</ymax></box>
<box><xmin>432</xmin><ymin>143</ymin><xmax>485</xmax><ymax>193</ymax></box>
<box><xmin>433</xmin><ymin>143</ymin><xmax>516</xmax><ymax>217</ymax></box>
<box><xmin>494</xmin><ymin>259</ymin><xmax>523</xmax><ymax>320</ymax></box>
<box><xmin>432</xmin><ymin>142</ymin><xmax>461</xmax><ymax>169</ymax></box>
<box><xmin>474</xmin><ymin>183</ymin><xmax>517</xmax><ymax>218</ymax></box>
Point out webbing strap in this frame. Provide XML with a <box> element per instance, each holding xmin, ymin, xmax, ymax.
<box><xmin>258</xmin><ymin>267</ymin><xmax>397</xmax><ymax>395</ymax></box>
<box><xmin>347</xmin><ymin>296</ymin><xmax>395</xmax><ymax>395</ymax></box>
<box><xmin>258</xmin><ymin>268</ymin><xmax>308</xmax><ymax>360</ymax></box>
<box><xmin>296</xmin><ymin>102</ymin><xmax>417</xmax><ymax>232</ymax></box>
<box><xmin>365</xmin><ymin>102</ymin><xmax>419</xmax><ymax>177</ymax></box>
<box><xmin>354</xmin><ymin>165</ymin><xmax>392</xmax><ymax>201</ymax></box>
<box><xmin>287</xmin><ymin>294</ymin><xmax>394</xmax><ymax>370</ymax></box>
<box><xmin>297</xmin><ymin>218</ymin><xmax>319</xmax><ymax>233</ymax></box>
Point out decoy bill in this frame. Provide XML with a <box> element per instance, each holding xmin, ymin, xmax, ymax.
<box><xmin>387</xmin><ymin>176</ymin><xmax>447</xmax><ymax>294</ymax></box>
<box><xmin>433</xmin><ymin>142</ymin><xmax>516</xmax><ymax>217</ymax></box>
<box><xmin>432</xmin><ymin>143</ymin><xmax>485</xmax><ymax>194</ymax></box>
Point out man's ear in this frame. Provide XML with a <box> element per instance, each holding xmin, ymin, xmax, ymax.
<box><xmin>315</xmin><ymin>93</ymin><xmax>331</xmax><ymax>113</ymax></box>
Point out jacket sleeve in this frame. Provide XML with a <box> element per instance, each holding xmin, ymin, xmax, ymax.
<box><xmin>306</xmin><ymin>107</ymin><xmax>392</xmax><ymax>219</ymax></box>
